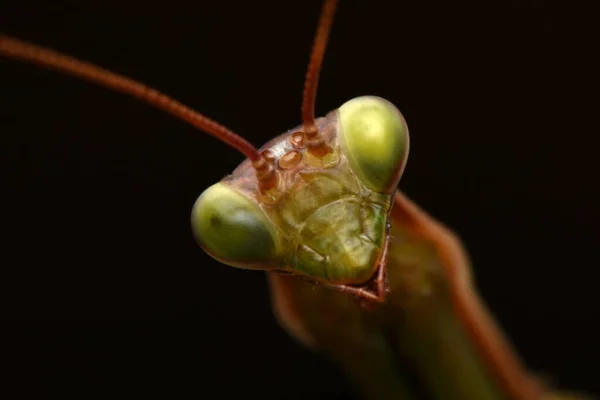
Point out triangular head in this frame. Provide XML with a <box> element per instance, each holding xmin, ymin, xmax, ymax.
<box><xmin>191</xmin><ymin>96</ymin><xmax>410</xmax><ymax>302</ymax></box>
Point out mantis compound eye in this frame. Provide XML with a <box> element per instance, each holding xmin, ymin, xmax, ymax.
<box><xmin>191</xmin><ymin>183</ymin><xmax>280</xmax><ymax>270</ymax></box>
<box><xmin>339</xmin><ymin>96</ymin><xmax>410</xmax><ymax>194</ymax></box>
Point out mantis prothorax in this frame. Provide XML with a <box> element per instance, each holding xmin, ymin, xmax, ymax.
<box><xmin>0</xmin><ymin>1</ymin><xmax>593</xmax><ymax>400</ymax></box>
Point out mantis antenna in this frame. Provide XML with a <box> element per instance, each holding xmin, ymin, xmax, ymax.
<box><xmin>302</xmin><ymin>0</ymin><xmax>338</xmax><ymax>157</ymax></box>
<box><xmin>0</xmin><ymin>1</ymin><xmax>339</xmax><ymax>184</ymax></box>
<box><xmin>0</xmin><ymin>35</ymin><xmax>278</xmax><ymax>190</ymax></box>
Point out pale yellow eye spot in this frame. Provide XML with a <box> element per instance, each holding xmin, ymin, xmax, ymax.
<box><xmin>191</xmin><ymin>183</ymin><xmax>279</xmax><ymax>269</ymax></box>
<box><xmin>339</xmin><ymin>96</ymin><xmax>409</xmax><ymax>193</ymax></box>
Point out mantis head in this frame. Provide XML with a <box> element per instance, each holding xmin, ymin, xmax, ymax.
<box><xmin>191</xmin><ymin>95</ymin><xmax>409</xmax><ymax>302</ymax></box>
<box><xmin>189</xmin><ymin>1</ymin><xmax>410</xmax><ymax>302</ymax></box>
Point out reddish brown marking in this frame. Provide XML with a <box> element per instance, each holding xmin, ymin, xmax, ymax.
<box><xmin>323</xmin><ymin>283</ymin><xmax>382</xmax><ymax>302</ymax></box>
<box><xmin>262</xmin><ymin>149</ymin><xmax>276</xmax><ymax>163</ymax></box>
<box><xmin>278</xmin><ymin>150</ymin><xmax>303</xmax><ymax>169</ymax></box>
<box><xmin>0</xmin><ymin>34</ymin><xmax>284</xmax><ymax>194</ymax></box>
<box><xmin>253</xmin><ymin>157</ymin><xmax>278</xmax><ymax>191</ymax></box>
<box><xmin>0</xmin><ymin>35</ymin><xmax>261</xmax><ymax>161</ymax></box>
<box><xmin>307</xmin><ymin>141</ymin><xmax>333</xmax><ymax>158</ymax></box>
<box><xmin>301</xmin><ymin>0</ymin><xmax>338</xmax><ymax>156</ymax></box>
<box><xmin>375</xmin><ymin>223</ymin><xmax>392</xmax><ymax>299</ymax></box>
<box><xmin>289</xmin><ymin>131</ymin><xmax>305</xmax><ymax>149</ymax></box>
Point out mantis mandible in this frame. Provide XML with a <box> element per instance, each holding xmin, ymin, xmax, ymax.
<box><xmin>0</xmin><ymin>1</ymin><xmax>594</xmax><ymax>399</ymax></box>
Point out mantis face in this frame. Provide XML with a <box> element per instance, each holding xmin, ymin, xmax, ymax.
<box><xmin>191</xmin><ymin>96</ymin><xmax>409</xmax><ymax>298</ymax></box>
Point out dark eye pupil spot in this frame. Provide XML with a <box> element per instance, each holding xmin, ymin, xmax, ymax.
<box><xmin>210</xmin><ymin>215</ymin><xmax>222</xmax><ymax>227</ymax></box>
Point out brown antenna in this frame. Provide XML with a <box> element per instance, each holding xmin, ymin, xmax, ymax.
<box><xmin>0</xmin><ymin>34</ymin><xmax>276</xmax><ymax>189</ymax></box>
<box><xmin>301</xmin><ymin>0</ymin><xmax>338</xmax><ymax>157</ymax></box>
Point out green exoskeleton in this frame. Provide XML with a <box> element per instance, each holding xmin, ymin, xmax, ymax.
<box><xmin>192</xmin><ymin>96</ymin><xmax>408</xmax><ymax>302</ymax></box>
<box><xmin>0</xmin><ymin>1</ymin><xmax>593</xmax><ymax>400</ymax></box>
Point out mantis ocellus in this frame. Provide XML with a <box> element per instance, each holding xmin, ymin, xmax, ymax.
<box><xmin>0</xmin><ymin>1</ymin><xmax>593</xmax><ymax>399</ymax></box>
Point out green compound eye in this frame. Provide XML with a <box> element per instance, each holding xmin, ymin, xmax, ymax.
<box><xmin>339</xmin><ymin>96</ymin><xmax>410</xmax><ymax>194</ymax></box>
<box><xmin>191</xmin><ymin>183</ymin><xmax>279</xmax><ymax>269</ymax></box>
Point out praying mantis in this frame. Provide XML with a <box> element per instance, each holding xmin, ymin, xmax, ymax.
<box><xmin>1</xmin><ymin>1</ymin><xmax>596</xmax><ymax>399</ymax></box>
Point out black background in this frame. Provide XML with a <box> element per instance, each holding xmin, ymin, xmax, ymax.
<box><xmin>1</xmin><ymin>1</ymin><xmax>598</xmax><ymax>399</ymax></box>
